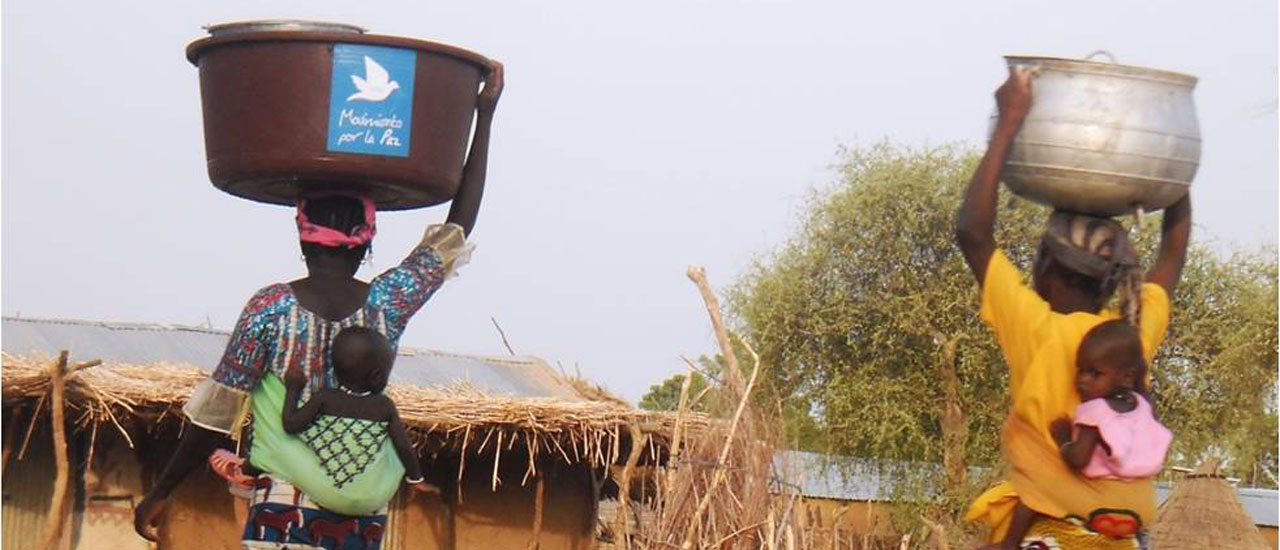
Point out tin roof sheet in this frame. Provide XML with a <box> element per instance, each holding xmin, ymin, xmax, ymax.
<box><xmin>2</xmin><ymin>316</ymin><xmax>580</xmax><ymax>399</ymax></box>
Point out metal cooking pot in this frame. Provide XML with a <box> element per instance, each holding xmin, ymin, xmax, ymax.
<box><xmin>993</xmin><ymin>52</ymin><xmax>1200</xmax><ymax>217</ymax></box>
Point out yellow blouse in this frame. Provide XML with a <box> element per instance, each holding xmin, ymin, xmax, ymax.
<box><xmin>966</xmin><ymin>250</ymin><xmax>1170</xmax><ymax>541</ymax></box>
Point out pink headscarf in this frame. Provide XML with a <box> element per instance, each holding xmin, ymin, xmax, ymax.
<box><xmin>296</xmin><ymin>193</ymin><xmax>377</xmax><ymax>248</ymax></box>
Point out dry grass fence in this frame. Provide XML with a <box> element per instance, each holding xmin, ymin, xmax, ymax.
<box><xmin>604</xmin><ymin>267</ymin><xmax>966</xmax><ymax>550</ymax></box>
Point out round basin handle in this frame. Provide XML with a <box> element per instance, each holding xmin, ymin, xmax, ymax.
<box><xmin>479</xmin><ymin>61</ymin><xmax>505</xmax><ymax>110</ymax></box>
<box><xmin>1084</xmin><ymin>50</ymin><xmax>1118</xmax><ymax>64</ymax></box>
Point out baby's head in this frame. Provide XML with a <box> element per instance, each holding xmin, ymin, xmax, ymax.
<box><xmin>1075</xmin><ymin>319</ymin><xmax>1147</xmax><ymax>401</ymax></box>
<box><xmin>331</xmin><ymin>326</ymin><xmax>394</xmax><ymax>394</ymax></box>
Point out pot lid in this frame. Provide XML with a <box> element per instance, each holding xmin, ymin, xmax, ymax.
<box><xmin>1005</xmin><ymin>53</ymin><xmax>1197</xmax><ymax>87</ymax></box>
<box><xmin>204</xmin><ymin>19</ymin><xmax>366</xmax><ymax>36</ymax></box>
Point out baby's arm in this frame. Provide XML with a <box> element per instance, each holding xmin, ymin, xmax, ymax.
<box><xmin>1050</xmin><ymin>417</ymin><xmax>1103</xmax><ymax>471</ymax></box>
<box><xmin>1060</xmin><ymin>426</ymin><xmax>1103</xmax><ymax>471</ymax></box>
<box><xmin>282</xmin><ymin>369</ymin><xmax>325</xmax><ymax>434</ymax></box>
<box><xmin>384</xmin><ymin>398</ymin><xmax>425</xmax><ymax>482</ymax></box>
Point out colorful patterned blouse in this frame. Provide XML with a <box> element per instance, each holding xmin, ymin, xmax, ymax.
<box><xmin>183</xmin><ymin>223</ymin><xmax>471</xmax><ymax>434</ymax></box>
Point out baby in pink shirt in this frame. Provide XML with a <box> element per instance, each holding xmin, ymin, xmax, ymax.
<box><xmin>982</xmin><ymin>320</ymin><xmax>1172</xmax><ymax>550</ymax></box>
<box><xmin>1050</xmin><ymin>320</ymin><xmax>1173</xmax><ymax>479</ymax></box>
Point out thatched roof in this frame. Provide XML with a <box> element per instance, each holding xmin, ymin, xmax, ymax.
<box><xmin>2</xmin><ymin>353</ymin><xmax>699</xmax><ymax>464</ymax></box>
<box><xmin>1</xmin><ymin>318</ymin><xmax>707</xmax><ymax>483</ymax></box>
<box><xmin>1150</xmin><ymin>461</ymin><xmax>1273</xmax><ymax>550</ymax></box>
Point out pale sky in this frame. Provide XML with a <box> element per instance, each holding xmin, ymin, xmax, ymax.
<box><xmin>3</xmin><ymin>0</ymin><xmax>1276</xmax><ymax>402</ymax></box>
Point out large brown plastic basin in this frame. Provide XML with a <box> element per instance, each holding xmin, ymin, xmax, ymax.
<box><xmin>187</xmin><ymin>29</ymin><xmax>492</xmax><ymax>210</ymax></box>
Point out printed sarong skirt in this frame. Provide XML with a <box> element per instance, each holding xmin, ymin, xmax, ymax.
<box><xmin>1020</xmin><ymin>515</ymin><xmax>1149</xmax><ymax>550</ymax></box>
<box><xmin>242</xmin><ymin>475</ymin><xmax>388</xmax><ymax>550</ymax></box>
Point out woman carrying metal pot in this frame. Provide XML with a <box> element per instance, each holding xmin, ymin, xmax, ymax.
<box><xmin>133</xmin><ymin>62</ymin><xmax>503</xmax><ymax>550</ymax></box>
<box><xmin>955</xmin><ymin>68</ymin><xmax>1191</xmax><ymax>549</ymax></box>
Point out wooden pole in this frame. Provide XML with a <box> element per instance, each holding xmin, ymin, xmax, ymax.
<box><xmin>527</xmin><ymin>474</ymin><xmax>544</xmax><ymax>550</ymax></box>
<box><xmin>37</xmin><ymin>352</ymin><xmax>101</xmax><ymax>550</ymax></box>
<box><xmin>682</xmin><ymin>266</ymin><xmax>763</xmax><ymax>550</ymax></box>
<box><xmin>687</xmin><ymin>267</ymin><xmax>744</xmax><ymax>393</ymax></box>
<box><xmin>38</xmin><ymin>351</ymin><xmax>71</xmax><ymax>550</ymax></box>
<box><xmin>617</xmin><ymin>422</ymin><xmax>646</xmax><ymax>548</ymax></box>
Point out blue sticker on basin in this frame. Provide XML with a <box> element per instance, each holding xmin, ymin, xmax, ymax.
<box><xmin>327</xmin><ymin>44</ymin><xmax>416</xmax><ymax>157</ymax></box>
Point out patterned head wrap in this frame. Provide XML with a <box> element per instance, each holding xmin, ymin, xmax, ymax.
<box><xmin>1042</xmin><ymin>211</ymin><xmax>1138</xmax><ymax>282</ymax></box>
<box><xmin>296</xmin><ymin>193</ymin><xmax>377</xmax><ymax>249</ymax></box>
<box><xmin>1041</xmin><ymin>210</ymin><xmax>1143</xmax><ymax>325</ymax></box>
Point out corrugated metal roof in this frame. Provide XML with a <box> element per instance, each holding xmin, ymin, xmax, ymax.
<box><xmin>775</xmin><ymin>450</ymin><xmax>989</xmax><ymax>502</ymax></box>
<box><xmin>3</xmin><ymin>318</ymin><xmax>231</xmax><ymax>368</ymax></box>
<box><xmin>2</xmin><ymin>317</ymin><xmax>580</xmax><ymax>399</ymax></box>
<box><xmin>774</xmin><ymin>450</ymin><xmax>893</xmax><ymax>501</ymax></box>
<box><xmin>780</xmin><ymin>450</ymin><xmax>1278</xmax><ymax>528</ymax></box>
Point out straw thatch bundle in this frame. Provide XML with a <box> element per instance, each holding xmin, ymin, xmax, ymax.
<box><xmin>611</xmin><ymin>267</ymin><xmax>800</xmax><ymax>550</ymax></box>
<box><xmin>2</xmin><ymin>352</ymin><xmax>706</xmax><ymax>483</ymax></box>
<box><xmin>1150</xmin><ymin>460</ymin><xmax>1271</xmax><ymax>550</ymax></box>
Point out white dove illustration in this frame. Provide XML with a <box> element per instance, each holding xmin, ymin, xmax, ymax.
<box><xmin>347</xmin><ymin>56</ymin><xmax>400</xmax><ymax>102</ymax></box>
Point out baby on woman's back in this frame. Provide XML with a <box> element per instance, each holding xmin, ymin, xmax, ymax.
<box><xmin>282</xmin><ymin>326</ymin><xmax>438</xmax><ymax>500</ymax></box>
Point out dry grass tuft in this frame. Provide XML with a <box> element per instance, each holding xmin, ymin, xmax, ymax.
<box><xmin>601</xmin><ymin>267</ymin><xmax>802</xmax><ymax>549</ymax></box>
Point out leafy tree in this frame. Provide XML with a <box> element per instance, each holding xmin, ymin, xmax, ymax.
<box><xmin>729</xmin><ymin>143</ymin><xmax>1040</xmax><ymax>497</ymax></box>
<box><xmin>639</xmin><ymin>372</ymin><xmax>710</xmax><ymax>413</ymax></box>
<box><xmin>1154</xmin><ymin>245</ymin><xmax>1278</xmax><ymax>486</ymax></box>
<box><xmin>727</xmin><ymin>142</ymin><xmax>1278</xmax><ymax>496</ymax></box>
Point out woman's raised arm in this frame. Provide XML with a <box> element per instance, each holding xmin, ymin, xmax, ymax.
<box><xmin>956</xmin><ymin>68</ymin><xmax>1032</xmax><ymax>283</ymax></box>
<box><xmin>1144</xmin><ymin>194</ymin><xmax>1191</xmax><ymax>294</ymax></box>
<box><xmin>446</xmin><ymin>61</ymin><xmax>504</xmax><ymax>237</ymax></box>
